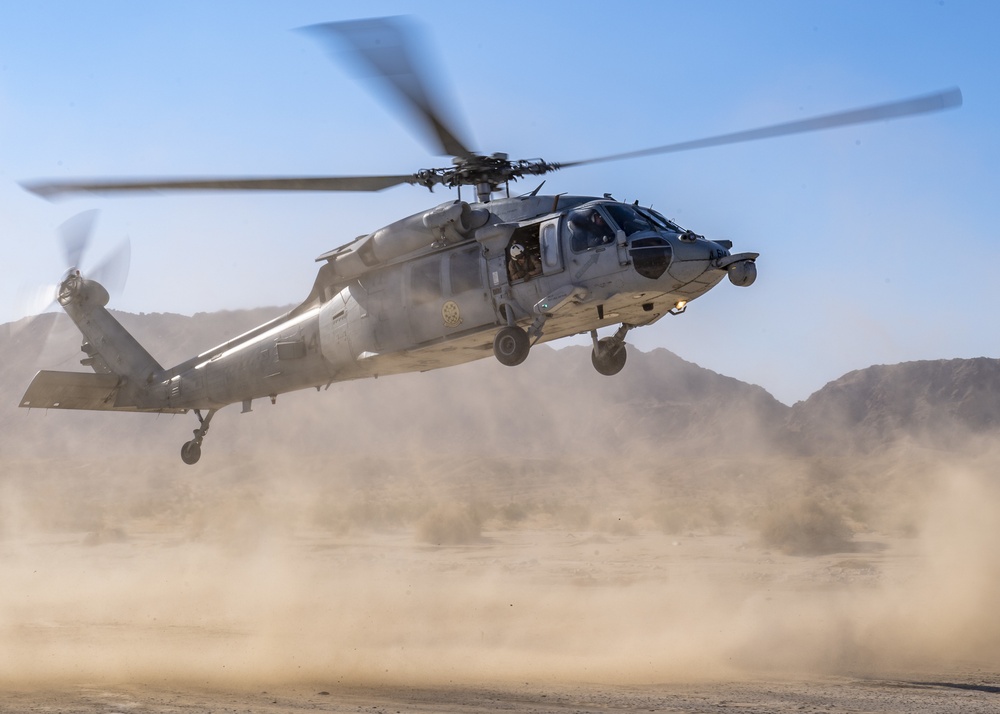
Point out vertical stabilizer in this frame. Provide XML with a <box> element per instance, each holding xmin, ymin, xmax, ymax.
<box><xmin>58</xmin><ymin>272</ymin><xmax>162</xmax><ymax>383</ymax></box>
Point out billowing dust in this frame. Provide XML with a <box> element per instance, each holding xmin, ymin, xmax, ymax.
<box><xmin>1</xmin><ymin>442</ymin><xmax>999</xmax><ymax>690</ymax></box>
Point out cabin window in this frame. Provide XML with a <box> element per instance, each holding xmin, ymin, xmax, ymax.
<box><xmin>410</xmin><ymin>258</ymin><xmax>442</xmax><ymax>304</ymax></box>
<box><xmin>449</xmin><ymin>247</ymin><xmax>482</xmax><ymax>294</ymax></box>
<box><xmin>541</xmin><ymin>221</ymin><xmax>562</xmax><ymax>271</ymax></box>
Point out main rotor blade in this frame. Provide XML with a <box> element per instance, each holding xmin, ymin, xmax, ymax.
<box><xmin>561</xmin><ymin>88</ymin><xmax>963</xmax><ymax>168</ymax></box>
<box><xmin>23</xmin><ymin>174</ymin><xmax>417</xmax><ymax>200</ymax></box>
<box><xmin>302</xmin><ymin>17</ymin><xmax>476</xmax><ymax>160</ymax></box>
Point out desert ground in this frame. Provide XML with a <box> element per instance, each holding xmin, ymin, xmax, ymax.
<box><xmin>2</xmin><ymin>447</ymin><xmax>1000</xmax><ymax>713</ymax></box>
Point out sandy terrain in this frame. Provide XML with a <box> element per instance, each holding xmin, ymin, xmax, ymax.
<box><xmin>3</xmin><ymin>676</ymin><xmax>1000</xmax><ymax>713</ymax></box>
<box><xmin>2</xmin><ymin>457</ymin><xmax>999</xmax><ymax>714</ymax></box>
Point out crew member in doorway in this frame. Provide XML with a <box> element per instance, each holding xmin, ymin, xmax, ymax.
<box><xmin>508</xmin><ymin>243</ymin><xmax>541</xmax><ymax>281</ymax></box>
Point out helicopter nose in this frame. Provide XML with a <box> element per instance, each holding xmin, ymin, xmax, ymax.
<box><xmin>666</xmin><ymin>234</ymin><xmax>717</xmax><ymax>283</ymax></box>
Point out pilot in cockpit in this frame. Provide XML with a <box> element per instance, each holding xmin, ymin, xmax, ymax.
<box><xmin>569</xmin><ymin>208</ymin><xmax>615</xmax><ymax>250</ymax></box>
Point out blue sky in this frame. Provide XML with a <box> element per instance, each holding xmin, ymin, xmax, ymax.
<box><xmin>1</xmin><ymin>0</ymin><xmax>997</xmax><ymax>404</ymax></box>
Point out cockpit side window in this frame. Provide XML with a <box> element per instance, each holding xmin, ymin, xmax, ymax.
<box><xmin>566</xmin><ymin>206</ymin><xmax>615</xmax><ymax>252</ymax></box>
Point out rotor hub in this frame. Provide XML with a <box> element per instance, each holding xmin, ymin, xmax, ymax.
<box><xmin>413</xmin><ymin>155</ymin><xmax>561</xmax><ymax>201</ymax></box>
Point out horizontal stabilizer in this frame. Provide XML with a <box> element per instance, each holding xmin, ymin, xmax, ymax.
<box><xmin>19</xmin><ymin>370</ymin><xmax>186</xmax><ymax>414</ymax></box>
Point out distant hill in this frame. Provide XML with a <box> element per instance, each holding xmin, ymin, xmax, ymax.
<box><xmin>787</xmin><ymin>358</ymin><xmax>1000</xmax><ymax>454</ymax></box>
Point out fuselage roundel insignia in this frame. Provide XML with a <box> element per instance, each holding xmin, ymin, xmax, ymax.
<box><xmin>442</xmin><ymin>300</ymin><xmax>462</xmax><ymax>328</ymax></box>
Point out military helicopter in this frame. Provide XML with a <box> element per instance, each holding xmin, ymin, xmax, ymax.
<box><xmin>18</xmin><ymin>17</ymin><xmax>962</xmax><ymax>464</ymax></box>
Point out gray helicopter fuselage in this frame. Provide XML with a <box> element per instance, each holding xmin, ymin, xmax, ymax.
<box><xmin>153</xmin><ymin>194</ymin><xmax>755</xmax><ymax>411</ymax></box>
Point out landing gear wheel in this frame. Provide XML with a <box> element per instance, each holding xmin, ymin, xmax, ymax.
<box><xmin>592</xmin><ymin>337</ymin><xmax>627</xmax><ymax>376</ymax></box>
<box><xmin>179</xmin><ymin>408</ymin><xmax>216</xmax><ymax>465</ymax></box>
<box><xmin>493</xmin><ymin>326</ymin><xmax>530</xmax><ymax>366</ymax></box>
<box><xmin>181</xmin><ymin>440</ymin><xmax>202</xmax><ymax>465</ymax></box>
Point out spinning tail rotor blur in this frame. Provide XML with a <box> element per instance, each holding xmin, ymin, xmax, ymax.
<box><xmin>12</xmin><ymin>211</ymin><xmax>130</xmax><ymax>362</ymax></box>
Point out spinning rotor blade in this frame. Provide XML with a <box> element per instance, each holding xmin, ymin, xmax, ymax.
<box><xmin>14</xmin><ymin>210</ymin><xmax>100</xmax><ymax>319</ymax></box>
<box><xmin>58</xmin><ymin>208</ymin><xmax>99</xmax><ymax>268</ymax></box>
<box><xmin>302</xmin><ymin>17</ymin><xmax>475</xmax><ymax>160</ymax></box>
<box><xmin>561</xmin><ymin>88</ymin><xmax>963</xmax><ymax>168</ymax></box>
<box><xmin>90</xmin><ymin>237</ymin><xmax>131</xmax><ymax>296</ymax></box>
<box><xmin>23</xmin><ymin>174</ymin><xmax>418</xmax><ymax>199</ymax></box>
<box><xmin>12</xmin><ymin>210</ymin><xmax>128</xmax><ymax>359</ymax></box>
<box><xmin>14</xmin><ymin>282</ymin><xmax>60</xmax><ymax>320</ymax></box>
<box><xmin>17</xmin><ymin>210</ymin><xmax>130</xmax><ymax>313</ymax></box>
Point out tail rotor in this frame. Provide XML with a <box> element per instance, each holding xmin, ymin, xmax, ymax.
<box><xmin>12</xmin><ymin>210</ymin><xmax>130</xmax><ymax>362</ymax></box>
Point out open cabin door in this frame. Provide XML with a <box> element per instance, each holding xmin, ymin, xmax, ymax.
<box><xmin>539</xmin><ymin>217</ymin><xmax>563</xmax><ymax>275</ymax></box>
<box><xmin>506</xmin><ymin>217</ymin><xmax>563</xmax><ymax>284</ymax></box>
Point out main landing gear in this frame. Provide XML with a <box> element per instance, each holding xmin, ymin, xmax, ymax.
<box><xmin>181</xmin><ymin>408</ymin><xmax>217</xmax><ymax>465</ymax></box>
<box><xmin>493</xmin><ymin>325</ymin><xmax>530</xmax><ymax>366</ymax></box>
<box><xmin>492</xmin><ymin>320</ymin><xmax>632</xmax><ymax>377</ymax></box>
<box><xmin>591</xmin><ymin>324</ymin><xmax>631</xmax><ymax>376</ymax></box>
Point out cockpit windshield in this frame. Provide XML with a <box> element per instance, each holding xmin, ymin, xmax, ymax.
<box><xmin>567</xmin><ymin>201</ymin><xmax>687</xmax><ymax>251</ymax></box>
<box><xmin>635</xmin><ymin>206</ymin><xmax>685</xmax><ymax>234</ymax></box>
<box><xmin>602</xmin><ymin>203</ymin><xmax>656</xmax><ymax>237</ymax></box>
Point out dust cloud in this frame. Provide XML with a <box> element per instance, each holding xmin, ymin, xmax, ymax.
<box><xmin>2</xmin><ymin>437</ymin><xmax>999</xmax><ymax>691</ymax></box>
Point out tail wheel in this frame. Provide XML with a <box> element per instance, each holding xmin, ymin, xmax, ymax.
<box><xmin>592</xmin><ymin>337</ymin><xmax>627</xmax><ymax>376</ymax></box>
<box><xmin>181</xmin><ymin>440</ymin><xmax>202</xmax><ymax>465</ymax></box>
<box><xmin>493</xmin><ymin>326</ymin><xmax>530</xmax><ymax>366</ymax></box>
